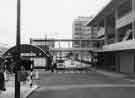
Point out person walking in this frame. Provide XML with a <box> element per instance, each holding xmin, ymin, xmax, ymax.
<box><xmin>51</xmin><ymin>61</ymin><xmax>54</xmax><ymax>72</ymax></box>
<box><xmin>53</xmin><ymin>62</ymin><xmax>57</xmax><ymax>70</ymax></box>
<box><xmin>0</xmin><ymin>64</ymin><xmax>6</xmax><ymax>91</ymax></box>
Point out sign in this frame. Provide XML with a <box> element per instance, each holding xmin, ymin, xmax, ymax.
<box><xmin>17</xmin><ymin>71</ymin><xmax>29</xmax><ymax>82</ymax></box>
<box><xmin>21</xmin><ymin>53</ymin><xmax>36</xmax><ymax>57</ymax></box>
<box><xmin>33</xmin><ymin>58</ymin><xmax>46</xmax><ymax>67</ymax></box>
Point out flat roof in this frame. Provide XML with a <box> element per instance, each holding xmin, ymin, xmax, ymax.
<box><xmin>87</xmin><ymin>0</ymin><xmax>127</xmax><ymax>26</ymax></box>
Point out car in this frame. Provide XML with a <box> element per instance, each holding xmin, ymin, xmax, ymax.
<box><xmin>56</xmin><ymin>59</ymin><xmax>65</xmax><ymax>69</ymax></box>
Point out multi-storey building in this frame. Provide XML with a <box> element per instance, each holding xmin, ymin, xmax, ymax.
<box><xmin>72</xmin><ymin>16</ymin><xmax>94</xmax><ymax>48</ymax></box>
<box><xmin>0</xmin><ymin>43</ymin><xmax>8</xmax><ymax>57</ymax></box>
<box><xmin>72</xmin><ymin>16</ymin><xmax>96</xmax><ymax>63</ymax></box>
<box><xmin>87</xmin><ymin>0</ymin><xmax>135</xmax><ymax>73</ymax></box>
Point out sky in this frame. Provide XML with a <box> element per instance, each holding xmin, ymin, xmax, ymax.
<box><xmin>0</xmin><ymin>0</ymin><xmax>111</xmax><ymax>47</ymax></box>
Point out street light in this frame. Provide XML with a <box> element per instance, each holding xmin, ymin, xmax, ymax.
<box><xmin>15</xmin><ymin>0</ymin><xmax>21</xmax><ymax>98</ymax></box>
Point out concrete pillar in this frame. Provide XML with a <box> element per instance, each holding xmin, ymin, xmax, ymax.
<box><xmin>35</xmin><ymin>70</ymin><xmax>39</xmax><ymax>79</ymax></box>
<box><xmin>104</xmin><ymin>16</ymin><xmax>108</xmax><ymax>45</ymax></box>
<box><xmin>91</xmin><ymin>26</ymin><xmax>94</xmax><ymax>39</ymax></box>
<box><xmin>80</xmin><ymin>40</ymin><xmax>82</xmax><ymax>48</ymax></box>
<box><xmin>68</xmin><ymin>41</ymin><xmax>70</xmax><ymax>48</ymax></box>
<box><xmin>115</xmin><ymin>54</ymin><xmax>120</xmax><ymax>72</ymax></box>
<box><xmin>132</xmin><ymin>0</ymin><xmax>135</xmax><ymax>39</ymax></box>
<box><xmin>132</xmin><ymin>0</ymin><xmax>135</xmax><ymax>72</ymax></box>
<box><xmin>30</xmin><ymin>38</ymin><xmax>32</xmax><ymax>44</ymax></box>
<box><xmin>86</xmin><ymin>40</ymin><xmax>88</xmax><ymax>48</ymax></box>
<box><xmin>132</xmin><ymin>22</ymin><xmax>135</xmax><ymax>39</ymax></box>
<box><xmin>91</xmin><ymin>26</ymin><xmax>94</xmax><ymax>47</ymax></box>
<box><xmin>115</xmin><ymin>8</ymin><xmax>119</xmax><ymax>42</ymax></box>
<box><xmin>59</xmin><ymin>41</ymin><xmax>60</xmax><ymax>48</ymax></box>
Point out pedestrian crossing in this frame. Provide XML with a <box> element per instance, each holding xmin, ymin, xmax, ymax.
<box><xmin>54</xmin><ymin>70</ymin><xmax>91</xmax><ymax>74</ymax></box>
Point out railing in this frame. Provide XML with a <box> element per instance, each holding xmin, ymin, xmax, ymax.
<box><xmin>50</xmin><ymin>47</ymin><xmax>102</xmax><ymax>52</ymax></box>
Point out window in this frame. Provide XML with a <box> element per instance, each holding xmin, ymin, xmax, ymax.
<box><xmin>117</xmin><ymin>0</ymin><xmax>132</xmax><ymax>18</ymax></box>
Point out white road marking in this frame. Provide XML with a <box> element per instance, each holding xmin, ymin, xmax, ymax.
<box><xmin>38</xmin><ymin>84</ymin><xmax>135</xmax><ymax>91</ymax></box>
<box><xmin>56</xmin><ymin>71</ymin><xmax>90</xmax><ymax>74</ymax></box>
<box><xmin>124</xmin><ymin>79</ymin><xmax>135</xmax><ymax>82</ymax></box>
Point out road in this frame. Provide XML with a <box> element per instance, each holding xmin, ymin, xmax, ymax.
<box><xmin>29</xmin><ymin>70</ymin><xmax>135</xmax><ymax>98</ymax></box>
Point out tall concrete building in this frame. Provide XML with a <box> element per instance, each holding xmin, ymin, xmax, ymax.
<box><xmin>72</xmin><ymin>16</ymin><xmax>94</xmax><ymax>48</ymax></box>
<box><xmin>72</xmin><ymin>16</ymin><xmax>94</xmax><ymax>62</ymax></box>
<box><xmin>0</xmin><ymin>43</ymin><xmax>8</xmax><ymax>57</ymax></box>
<box><xmin>87</xmin><ymin>0</ymin><xmax>135</xmax><ymax>74</ymax></box>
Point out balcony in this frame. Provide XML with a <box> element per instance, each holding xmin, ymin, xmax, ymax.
<box><xmin>116</xmin><ymin>11</ymin><xmax>134</xmax><ymax>29</ymax></box>
<box><xmin>103</xmin><ymin>40</ymin><xmax>135</xmax><ymax>52</ymax></box>
<box><xmin>96</xmin><ymin>27</ymin><xmax>105</xmax><ymax>38</ymax></box>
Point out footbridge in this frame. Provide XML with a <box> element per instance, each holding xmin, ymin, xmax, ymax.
<box><xmin>31</xmin><ymin>39</ymin><xmax>104</xmax><ymax>52</ymax></box>
<box><xmin>49</xmin><ymin>47</ymin><xmax>102</xmax><ymax>52</ymax></box>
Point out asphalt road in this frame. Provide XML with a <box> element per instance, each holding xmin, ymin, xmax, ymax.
<box><xmin>28</xmin><ymin>70</ymin><xmax>135</xmax><ymax>98</ymax></box>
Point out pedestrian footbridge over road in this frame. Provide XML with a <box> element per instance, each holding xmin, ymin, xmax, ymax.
<box><xmin>50</xmin><ymin>47</ymin><xmax>102</xmax><ymax>52</ymax></box>
<box><xmin>30</xmin><ymin>39</ymin><xmax>103</xmax><ymax>70</ymax></box>
<box><xmin>31</xmin><ymin>39</ymin><xmax>104</xmax><ymax>52</ymax></box>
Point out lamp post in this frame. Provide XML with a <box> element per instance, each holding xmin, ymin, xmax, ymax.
<box><xmin>15</xmin><ymin>0</ymin><xmax>21</xmax><ymax>98</ymax></box>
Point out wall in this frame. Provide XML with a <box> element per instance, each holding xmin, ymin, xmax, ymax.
<box><xmin>115</xmin><ymin>51</ymin><xmax>135</xmax><ymax>74</ymax></box>
<box><xmin>98</xmin><ymin>52</ymin><xmax>116</xmax><ymax>70</ymax></box>
<box><xmin>119</xmin><ymin>52</ymin><xmax>134</xmax><ymax>73</ymax></box>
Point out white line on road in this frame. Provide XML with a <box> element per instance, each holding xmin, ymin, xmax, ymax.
<box><xmin>124</xmin><ymin>79</ymin><xmax>135</xmax><ymax>82</ymax></box>
<box><xmin>39</xmin><ymin>84</ymin><xmax>135</xmax><ymax>91</ymax></box>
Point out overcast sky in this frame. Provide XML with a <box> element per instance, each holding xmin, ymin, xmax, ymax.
<box><xmin>0</xmin><ymin>0</ymin><xmax>111</xmax><ymax>47</ymax></box>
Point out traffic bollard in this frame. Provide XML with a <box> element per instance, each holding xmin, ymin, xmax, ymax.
<box><xmin>35</xmin><ymin>70</ymin><xmax>39</xmax><ymax>79</ymax></box>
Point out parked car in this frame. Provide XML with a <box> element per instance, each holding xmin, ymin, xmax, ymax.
<box><xmin>56</xmin><ymin>58</ymin><xmax>65</xmax><ymax>69</ymax></box>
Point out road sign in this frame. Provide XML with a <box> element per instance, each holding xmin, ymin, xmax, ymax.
<box><xmin>17</xmin><ymin>71</ymin><xmax>29</xmax><ymax>82</ymax></box>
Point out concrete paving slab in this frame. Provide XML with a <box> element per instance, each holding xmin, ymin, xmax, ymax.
<box><xmin>95</xmin><ymin>70</ymin><xmax>127</xmax><ymax>78</ymax></box>
<box><xmin>28</xmin><ymin>71</ymin><xmax>135</xmax><ymax>98</ymax></box>
<box><xmin>21</xmin><ymin>85</ymin><xmax>38</xmax><ymax>98</ymax></box>
<box><xmin>0</xmin><ymin>85</ymin><xmax>38</xmax><ymax>98</ymax></box>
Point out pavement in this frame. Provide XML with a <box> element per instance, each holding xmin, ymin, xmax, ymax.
<box><xmin>73</xmin><ymin>60</ymin><xmax>135</xmax><ymax>80</ymax></box>
<box><xmin>94</xmin><ymin>69</ymin><xmax>127</xmax><ymax>78</ymax></box>
<box><xmin>28</xmin><ymin>70</ymin><xmax>135</xmax><ymax>98</ymax></box>
<box><xmin>0</xmin><ymin>84</ymin><xmax>38</xmax><ymax>98</ymax></box>
<box><xmin>94</xmin><ymin>69</ymin><xmax>135</xmax><ymax>84</ymax></box>
<box><xmin>0</xmin><ymin>74</ymin><xmax>38</xmax><ymax>98</ymax></box>
<box><xmin>2</xmin><ymin>61</ymin><xmax>134</xmax><ymax>98</ymax></box>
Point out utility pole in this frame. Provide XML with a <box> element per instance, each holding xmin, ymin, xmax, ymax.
<box><xmin>15</xmin><ymin>0</ymin><xmax>21</xmax><ymax>98</ymax></box>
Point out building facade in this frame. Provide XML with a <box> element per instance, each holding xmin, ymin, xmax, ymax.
<box><xmin>72</xmin><ymin>16</ymin><xmax>94</xmax><ymax>48</ymax></box>
<box><xmin>72</xmin><ymin>16</ymin><xmax>96</xmax><ymax>63</ymax></box>
<box><xmin>0</xmin><ymin>43</ymin><xmax>8</xmax><ymax>57</ymax></box>
<box><xmin>87</xmin><ymin>0</ymin><xmax>135</xmax><ymax>74</ymax></box>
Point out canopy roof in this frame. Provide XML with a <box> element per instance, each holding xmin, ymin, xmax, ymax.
<box><xmin>3</xmin><ymin>44</ymin><xmax>50</xmax><ymax>57</ymax></box>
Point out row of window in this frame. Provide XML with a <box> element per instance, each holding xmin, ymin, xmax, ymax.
<box><xmin>117</xmin><ymin>0</ymin><xmax>132</xmax><ymax>18</ymax></box>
